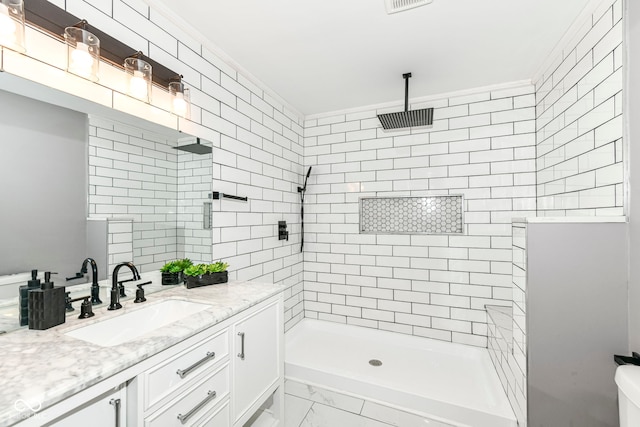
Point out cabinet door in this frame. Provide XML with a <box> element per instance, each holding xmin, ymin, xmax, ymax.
<box><xmin>232</xmin><ymin>301</ymin><xmax>280</xmax><ymax>422</ymax></box>
<box><xmin>46</xmin><ymin>386</ymin><xmax>126</xmax><ymax>427</ymax></box>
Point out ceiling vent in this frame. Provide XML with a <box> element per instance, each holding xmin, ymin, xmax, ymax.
<box><xmin>385</xmin><ymin>0</ymin><xmax>433</xmax><ymax>14</ymax></box>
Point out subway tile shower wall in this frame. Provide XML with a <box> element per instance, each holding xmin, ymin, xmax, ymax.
<box><xmin>303</xmin><ymin>85</ymin><xmax>537</xmax><ymax>346</ymax></box>
<box><xmin>535</xmin><ymin>0</ymin><xmax>623</xmax><ymax>216</ymax></box>
<box><xmin>89</xmin><ymin>117</ymin><xmax>178</xmax><ymax>274</ymax></box>
<box><xmin>74</xmin><ymin>0</ymin><xmax>304</xmax><ymax>330</ymax></box>
<box><xmin>177</xmin><ymin>150</ymin><xmax>212</xmax><ymax>264</ymax></box>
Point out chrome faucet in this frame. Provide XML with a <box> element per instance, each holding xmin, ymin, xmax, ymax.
<box><xmin>108</xmin><ymin>262</ymin><xmax>140</xmax><ymax>311</ymax></box>
<box><xmin>81</xmin><ymin>258</ymin><xmax>101</xmax><ymax>305</ymax></box>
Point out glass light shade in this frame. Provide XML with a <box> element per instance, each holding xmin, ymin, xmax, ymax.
<box><xmin>169</xmin><ymin>81</ymin><xmax>191</xmax><ymax>119</ymax></box>
<box><xmin>0</xmin><ymin>0</ymin><xmax>25</xmax><ymax>53</ymax></box>
<box><xmin>64</xmin><ymin>27</ymin><xmax>99</xmax><ymax>82</ymax></box>
<box><xmin>124</xmin><ymin>57</ymin><xmax>152</xmax><ymax>102</ymax></box>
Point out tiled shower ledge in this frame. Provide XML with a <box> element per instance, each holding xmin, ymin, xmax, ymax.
<box><xmin>486</xmin><ymin>305</ymin><xmax>513</xmax><ymax>351</ymax></box>
<box><xmin>512</xmin><ymin>216</ymin><xmax>627</xmax><ymax>224</ymax></box>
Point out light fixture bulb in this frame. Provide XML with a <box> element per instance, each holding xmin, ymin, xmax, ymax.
<box><xmin>65</xmin><ymin>26</ymin><xmax>99</xmax><ymax>81</ymax></box>
<box><xmin>173</xmin><ymin>92</ymin><xmax>187</xmax><ymax>117</ymax></box>
<box><xmin>169</xmin><ymin>79</ymin><xmax>190</xmax><ymax>118</ymax></box>
<box><xmin>0</xmin><ymin>3</ymin><xmax>17</xmax><ymax>45</ymax></box>
<box><xmin>69</xmin><ymin>42</ymin><xmax>94</xmax><ymax>78</ymax></box>
<box><xmin>130</xmin><ymin>70</ymin><xmax>148</xmax><ymax>100</ymax></box>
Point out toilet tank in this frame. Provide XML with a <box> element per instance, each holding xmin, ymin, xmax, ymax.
<box><xmin>615</xmin><ymin>365</ymin><xmax>640</xmax><ymax>426</ymax></box>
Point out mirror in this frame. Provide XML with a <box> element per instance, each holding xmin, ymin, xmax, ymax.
<box><xmin>0</xmin><ymin>88</ymin><xmax>212</xmax><ymax>300</ymax></box>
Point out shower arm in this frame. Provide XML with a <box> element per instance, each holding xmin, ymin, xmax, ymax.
<box><xmin>404</xmin><ymin>72</ymin><xmax>410</xmax><ymax>112</ymax></box>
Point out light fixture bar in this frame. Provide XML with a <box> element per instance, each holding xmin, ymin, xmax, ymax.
<box><xmin>23</xmin><ymin>0</ymin><xmax>180</xmax><ymax>88</ymax></box>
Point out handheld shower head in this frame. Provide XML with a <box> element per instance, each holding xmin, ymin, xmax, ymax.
<box><xmin>299</xmin><ymin>166</ymin><xmax>313</xmax><ymax>253</ymax></box>
<box><xmin>303</xmin><ymin>166</ymin><xmax>312</xmax><ymax>189</ymax></box>
<box><xmin>298</xmin><ymin>166</ymin><xmax>313</xmax><ymax>193</ymax></box>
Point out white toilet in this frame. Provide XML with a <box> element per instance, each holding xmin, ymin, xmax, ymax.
<box><xmin>615</xmin><ymin>365</ymin><xmax>640</xmax><ymax>426</ymax></box>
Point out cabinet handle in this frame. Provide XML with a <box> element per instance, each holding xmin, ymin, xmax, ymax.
<box><xmin>177</xmin><ymin>390</ymin><xmax>217</xmax><ymax>425</ymax></box>
<box><xmin>237</xmin><ymin>332</ymin><xmax>245</xmax><ymax>360</ymax></box>
<box><xmin>176</xmin><ymin>352</ymin><xmax>216</xmax><ymax>379</ymax></box>
<box><xmin>109</xmin><ymin>398</ymin><xmax>121</xmax><ymax>427</ymax></box>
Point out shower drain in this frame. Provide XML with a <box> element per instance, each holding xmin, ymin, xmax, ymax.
<box><xmin>369</xmin><ymin>359</ymin><xmax>382</xmax><ymax>367</ymax></box>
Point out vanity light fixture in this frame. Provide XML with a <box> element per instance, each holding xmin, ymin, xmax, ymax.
<box><xmin>168</xmin><ymin>75</ymin><xmax>191</xmax><ymax>118</ymax></box>
<box><xmin>18</xmin><ymin>0</ymin><xmax>188</xmax><ymax>111</ymax></box>
<box><xmin>64</xmin><ymin>21</ymin><xmax>99</xmax><ymax>82</ymax></box>
<box><xmin>124</xmin><ymin>53</ymin><xmax>152</xmax><ymax>102</ymax></box>
<box><xmin>0</xmin><ymin>0</ymin><xmax>25</xmax><ymax>53</ymax></box>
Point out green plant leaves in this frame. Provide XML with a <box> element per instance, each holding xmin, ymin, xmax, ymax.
<box><xmin>183</xmin><ymin>261</ymin><xmax>229</xmax><ymax>277</ymax></box>
<box><xmin>160</xmin><ymin>258</ymin><xmax>193</xmax><ymax>273</ymax></box>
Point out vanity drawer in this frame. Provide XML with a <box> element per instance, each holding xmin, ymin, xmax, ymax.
<box><xmin>144</xmin><ymin>328</ymin><xmax>229</xmax><ymax>410</ymax></box>
<box><xmin>199</xmin><ymin>401</ymin><xmax>230</xmax><ymax>427</ymax></box>
<box><xmin>145</xmin><ymin>364</ymin><xmax>229</xmax><ymax>427</ymax></box>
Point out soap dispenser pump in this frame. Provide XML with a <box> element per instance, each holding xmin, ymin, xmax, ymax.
<box><xmin>19</xmin><ymin>270</ymin><xmax>40</xmax><ymax>326</ymax></box>
<box><xmin>28</xmin><ymin>272</ymin><xmax>66</xmax><ymax>330</ymax></box>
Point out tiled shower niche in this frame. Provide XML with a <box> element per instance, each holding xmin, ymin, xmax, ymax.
<box><xmin>360</xmin><ymin>195</ymin><xmax>464</xmax><ymax>235</ymax></box>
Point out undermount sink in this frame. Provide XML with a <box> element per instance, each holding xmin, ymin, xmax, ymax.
<box><xmin>65</xmin><ymin>299</ymin><xmax>211</xmax><ymax>347</ymax></box>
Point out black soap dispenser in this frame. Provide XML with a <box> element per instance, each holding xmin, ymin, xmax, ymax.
<box><xmin>28</xmin><ymin>272</ymin><xmax>66</xmax><ymax>330</ymax></box>
<box><xmin>19</xmin><ymin>269</ymin><xmax>40</xmax><ymax>327</ymax></box>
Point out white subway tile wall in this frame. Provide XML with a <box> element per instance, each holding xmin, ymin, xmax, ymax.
<box><xmin>536</xmin><ymin>0</ymin><xmax>623</xmax><ymax>216</ymax></box>
<box><xmin>31</xmin><ymin>0</ymin><xmax>623</xmax><ymax>352</ymax></box>
<box><xmin>487</xmin><ymin>1</ymin><xmax>624</xmax><ymax>425</ymax></box>
<box><xmin>510</xmin><ymin>222</ymin><xmax>527</xmax><ymax>427</ymax></box>
<box><xmin>106</xmin><ymin>219</ymin><xmax>134</xmax><ymax>276</ymax></box>
<box><xmin>70</xmin><ymin>0</ymin><xmax>304</xmax><ymax>328</ymax></box>
<box><xmin>303</xmin><ymin>84</ymin><xmax>537</xmax><ymax>346</ymax></box>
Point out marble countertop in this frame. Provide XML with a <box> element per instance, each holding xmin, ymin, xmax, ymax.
<box><xmin>0</xmin><ymin>272</ymin><xmax>182</xmax><ymax>335</ymax></box>
<box><xmin>0</xmin><ymin>273</ymin><xmax>287</xmax><ymax>426</ymax></box>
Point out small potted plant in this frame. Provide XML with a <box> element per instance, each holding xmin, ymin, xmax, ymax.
<box><xmin>183</xmin><ymin>261</ymin><xmax>229</xmax><ymax>289</ymax></box>
<box><xmin>160</xmin><ymin>258</ymin><xmax>193</xmax><ymax>285</ymax></box>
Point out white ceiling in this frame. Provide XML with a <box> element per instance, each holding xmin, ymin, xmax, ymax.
<box><xmin>155</xmin><ymin>0</ymin><xmax>591</xmax><ymax>116</ymax></box>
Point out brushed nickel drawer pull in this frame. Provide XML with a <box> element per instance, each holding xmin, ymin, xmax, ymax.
<box><xmin>177</xmin><ymin>390</ymin><xmax>217</xmax><ymax>424</ymax></box>
<box><xmin>237</xmin><ymin>332</ymin><xmax>245</xmax><ymax>360</ymax></box>
<box><xmin>109</xmin><ymin>398</ymin><xmax>121</xmax><ymax>427</ymax></box>
<box><xmin>176</xmin><ymin>352</ymin><xmax>216</xmax><ymax>379</ymax></box>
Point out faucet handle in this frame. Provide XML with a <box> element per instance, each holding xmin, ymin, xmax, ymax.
<box><xmin>134</xmin><ymin>281</ymin><xmax>151</xmax><ymax>303</ymax></box>
<box><xmin>66</xmin><ymin>272</ymin><xmax>84</xmax><ymax>281</ymax></box>
<box><xmin>65</xmin><ymin>292</ymin><xmax>75</xmax><ymax>312</ymax></box>
<box><xmin>69</xmin><ymin>296</ymin><xmax>94</xmax><ymax>319</ymax></box>
<box><xmin>117</xmin><ymin>278</ymin><xmax>138</xmax><ymax>298</ymax></box>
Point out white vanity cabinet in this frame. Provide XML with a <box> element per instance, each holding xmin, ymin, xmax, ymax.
<box><xmin>44</xmin><ymin>385</ymin><xmax>126</xmax><ymax>427</ymax></box>
<box><xmin>16</xmin><ymin>294</ymin><xmax>283</xmax><ymax>427</ymax></box>
<box><xmin>134</xmin><ymin>295</ymin><xmax>283</xmax><ymax>427</ymax></box>
<box><xmin>231</xmin><ymin>299</ymin><xmax>282</xmax><ymax>426</ymax></box>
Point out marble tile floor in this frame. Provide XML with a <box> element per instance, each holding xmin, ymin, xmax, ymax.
<box><xmin>284</xmin><ymin>379</ymin><xmax>455</xmax><ymax>427</ymax></box>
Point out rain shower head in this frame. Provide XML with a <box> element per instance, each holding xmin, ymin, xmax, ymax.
<box><xmin>173</xmin><ymin>137</ymin><xmax>212</xmax><ymax>155</ymax></box>
<box><xmin>377</xmin><ymin>73</ymin><xmax>434</xmax><ymax>130</ymax></box>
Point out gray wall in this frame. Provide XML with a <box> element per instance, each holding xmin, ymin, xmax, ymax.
<box><xmin>527</xmin><ymin>222</ymin><xmax>627</xmax><ymax>427</ymax></box>
<box><xmin>627</xmin><ymin>0</ymin><xmax>640</xmax><ymax>351</ymax></box>
<box><xmin>0</xmin><ymin>90</ymin><xmax>88</xmax><ymax>278</ymax></box>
